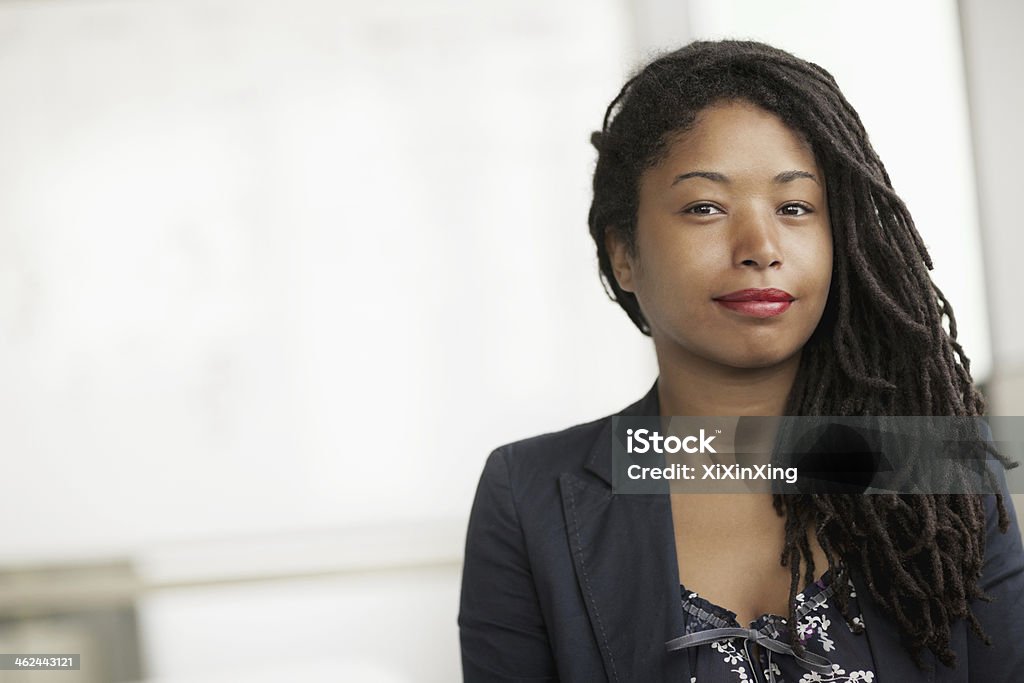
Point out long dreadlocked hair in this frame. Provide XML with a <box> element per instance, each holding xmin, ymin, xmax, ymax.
<box><xmin>588</xmin><ymin>40</ymin><xmax>1013</xmax><ymax>669</ymax></box>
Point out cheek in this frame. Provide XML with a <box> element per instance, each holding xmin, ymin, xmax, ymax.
<box><xmin>818</xmin><ymin>238</ymin><xmax>834</xmax><ymax>290</ymax></box>
<box><xmin>794</xmin><ymin>232</ymin><xmax>833</xmax><ymax>289</ymax></box>
<box><xmin>642</xmin><ymin>243</ymin><xmax>716</xmax><ymax>306</ymax></box>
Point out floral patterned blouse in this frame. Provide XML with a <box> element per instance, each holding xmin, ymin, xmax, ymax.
<box><xmin>670</xmin><ymin>568</ymin><xmax>876</xmax><ymax>683</ymax></box>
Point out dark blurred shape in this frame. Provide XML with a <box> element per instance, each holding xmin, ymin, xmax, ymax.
<box><xmin>790</xmin><ymin>423</ymin><xmax>888</xmax><ymax>494</ymax></box>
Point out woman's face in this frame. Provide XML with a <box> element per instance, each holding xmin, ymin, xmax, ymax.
<box><xmin>608</xmin><ymin>100</ymin><xmax>833</xmax><ymax>370</ymax></box>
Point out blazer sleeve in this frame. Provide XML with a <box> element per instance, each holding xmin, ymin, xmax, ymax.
<box><xmin>458</xmin><ymin>448</ymin><xmax>559</xmax><ymax>682</ymax></box>
<box><xmin>968</xmin><ymin>454</ymin><xmax>1024</xmax><ymax>681</ymax></box>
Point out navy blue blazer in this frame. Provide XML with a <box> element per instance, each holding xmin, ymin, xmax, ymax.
<box><xmin>458</xmin><ymin>381</ymin><xmax>1024</xmax><ymax>682</ymax></box>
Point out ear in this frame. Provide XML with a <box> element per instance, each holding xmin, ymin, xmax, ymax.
<box><xmin>604</xmin><ymin>228</ymin><xmax>637</xmax><ymax>293</ymax></box>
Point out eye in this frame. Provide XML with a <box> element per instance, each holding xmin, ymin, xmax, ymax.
<box><xmin>683</xmin><ymin>203</ymin><xmax>724</xmax><ymax>216</ymax></box>
<box><xmin>779</xmin><ymin>203</ymin><xmax>813</xmax><ymax>216</ymax></box>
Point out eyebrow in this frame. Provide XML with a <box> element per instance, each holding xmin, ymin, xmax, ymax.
<box><xmin>671</xmin><ymin>170</ymin><xmax>820</xmax><ymax>186</ymax></box>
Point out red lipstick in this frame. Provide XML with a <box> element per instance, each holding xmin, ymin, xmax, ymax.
<box><xmin>713</xmin><ymin>288</ymin><xmax>795</xmax><ymax>318</ymax></box>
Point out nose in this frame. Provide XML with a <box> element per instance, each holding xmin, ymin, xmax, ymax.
<box><xmin>732</xmin><ymin>209</ymin><xmax>783</xmax><ymax>270</ymax></box>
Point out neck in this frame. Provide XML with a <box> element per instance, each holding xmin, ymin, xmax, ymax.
<box><xmin>654</xmin><ymin>345</ymin><xmax>802</xmax><ymax>417</ymax></box>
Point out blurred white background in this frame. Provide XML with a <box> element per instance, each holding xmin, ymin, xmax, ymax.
<box><xmin>0</xmin><ymin>0</ymin><xmax>1020</xmax><ymax>681</ymax></box>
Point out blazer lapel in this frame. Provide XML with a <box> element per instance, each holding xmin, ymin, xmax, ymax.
<box><xmin>856</xmin><ymin>574</ymin><xmax>947</xmax><ymax>682</ymax></box>
<box><xmin>559</xmin><ymin>381</ymin><xmax>691</xmax><ymax>682</ymax></box>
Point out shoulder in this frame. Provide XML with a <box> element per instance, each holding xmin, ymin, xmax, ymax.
<box><xmin>474</xmin><ymin>382</ymin><xmax>658</xmax><ymax>504</ymax></box>
<box><xmin>978</xmin><ymin>460</ymin><xmax>1024</xmax><ymax>591</ymax></box>
<box><xmin>976</xmin><ymin>420</ymin><xmax>1024</xmax><ymax>580</ymax></box>
<box><xmin>471</xmin><ymin>416</ymin><xmax>610</xmax><ymax>522</ymax></box>
<box><xmin>489</xmin><ymin>415</ymin><xmax>607</xmax><ymax>478</ymax></box>
<box><xmin>484</xmin><ymin>381</ymin><xmax>658</xmax><ymax>485</ymax></box>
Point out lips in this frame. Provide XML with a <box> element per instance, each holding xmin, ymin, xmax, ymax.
<box><xmin>713</xmin><ymin>288</ymin><xmax>795</xmax><ymax>319</ymax></box>
<box><xmin>714</xmin><ymin>288</ymin><xmax>794</xmax><ymax>303</ymax></box>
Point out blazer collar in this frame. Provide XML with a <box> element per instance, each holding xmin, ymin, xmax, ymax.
<box><xmin>583</xmin><ymin>379</ymin><xmax>660</xmax><ymax>488</ymax></box>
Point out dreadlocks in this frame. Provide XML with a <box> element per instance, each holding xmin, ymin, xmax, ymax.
<box><xmin>588</xmin><ymin>39</ymin><xmax>1012</xmax><ymax>669</ymax></box>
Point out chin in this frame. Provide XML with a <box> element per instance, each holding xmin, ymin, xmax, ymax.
<box><xmin>725</xmin><ymin>357</ymin><xmax>788</xmax><ymax>370</ymax></box>
<box><xmin>717</xmin><ymin>346</ymin><xmax>799</xmax><ymax>370</ymax></box>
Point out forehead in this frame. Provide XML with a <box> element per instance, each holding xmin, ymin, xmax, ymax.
<box><xmin>654</xmin><ymin>101</ymin><xmax>819</xmax><ymax>178</ymax></box>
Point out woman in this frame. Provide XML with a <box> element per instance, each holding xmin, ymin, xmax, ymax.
<box><xmin>458</xmin><ymin>40</ymin><xmax>1024</xmax><ymax>682</ymax></box>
